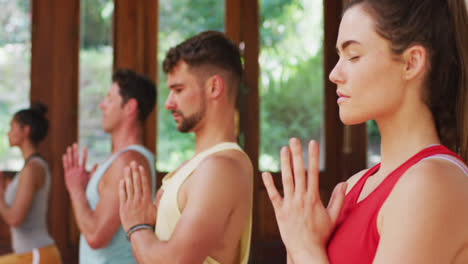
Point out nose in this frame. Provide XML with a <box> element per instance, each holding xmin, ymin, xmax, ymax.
<box><xmin>329</xmin><ymin>59</ymin><xmax>345</xmax><ymax>85</ymax></box>
<box><xmin>164</xmin><ymin>92</ymin><xmax>176</xmax><ymax>110</ymax></box>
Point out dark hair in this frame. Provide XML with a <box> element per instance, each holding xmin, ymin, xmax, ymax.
<box><xmin>112</xmin><ymin>68</ymin><xmax>157</xmax><ymax>123</ymax></box>
<box><xmin>162</xmin><ymin>30</ymin><xmax>243</xmax><ymax>100</ymax></box>
<box><xmin>345</xmin><ymin>0</ymin><xmax>468</xmax><ymax>162</ymax></box>
<box><xmin>14</xmin><ymin>102</ymin><xmax>49</xmax><ymax>145</ymax></box>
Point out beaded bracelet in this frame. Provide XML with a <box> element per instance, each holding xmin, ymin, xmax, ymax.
<box><xmin>126</xmin><ymin>224</ymin><xmax>154</xmax><ymax>241</ymax></box>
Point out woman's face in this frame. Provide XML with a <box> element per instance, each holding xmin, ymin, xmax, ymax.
<box><xmin>329</xmin><ymin>5</ymin><xmax>407</xmax><ymax>125</ymax></box>
<box><xmin>7</xmin><ymin>118</ymin><xmax>27</xmax><ymax>147</ymax></box>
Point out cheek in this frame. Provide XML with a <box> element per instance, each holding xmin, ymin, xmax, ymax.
<box><xmin>340</xmin><ymin>60</ymin><xmax>403</xmax><ymax>124</ymax></box>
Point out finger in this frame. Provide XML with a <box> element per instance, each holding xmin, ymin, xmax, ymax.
<box><xmin>280</xmin><ymin>146</ymin><xmax>294</xmax><ymax>198</ymax></box>
<box><xmin>89</xmin><ymin>164</ymin><xmax>98</xmax><ymax>177</ymax></box>
<box><xmin>119</xmin><ymin>179</ymin><xmax>127</xmax><ymax>206</ymax></box>
<box><xmin>307</xmin><ymin>140</ymin><xmax>320</xmax><ymax>193</ymax></box>
<box><xmin>72</xmin><ymin>143</ymin><xmax>79</xmax><ymax>168</ymax></box>
<box><xmin>62</xmin><ymin>154</ymin><xmax>68</xmax><ymax>171</ymax></box>
<box><xmin>289</xmin><ymin>138</ymin><xmax>306</xmax><ymax>195</ymax></box>
<box><xmin>262</xmin><ymin>172</ymin><xmax>283</xmax><ymax>211</ymax></box>
<box><xmin>326</xmin><ymin>182</ymin><xmax>348</xmax><ymax>225</ymax></box>
<box><xmin>124</xmin><ymin>166</ymin><xmax>134</xmax><ymax>200</ymax></box>
<box><xmin>130</xmin><ymin>162</ymin><xmax>142</xmax><ymax>198</ymax></box>
<box><xmin>66</xmin><ymin>146</ymin><xmax>73</xmax><ymax>168</ymax></box>
<box><xmin>81</xmin><ymin>146</ymin><xmax>88</xmax><ymax>169</ymax></box>
<box><xmin>138</xmin><ymin>165</ymin><xmax>151</xmax><ymax>199</ymax></box>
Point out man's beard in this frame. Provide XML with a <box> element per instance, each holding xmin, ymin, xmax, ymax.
<box><xmin>174</xmin><ymin>99</ymin><xmax>206</xmax><ymax>133</ymax></box>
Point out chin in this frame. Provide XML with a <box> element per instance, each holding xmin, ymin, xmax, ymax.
<box><xmin>339</xmin><ymin>111</ymin><xmax>368</xmax><ymax>126</ymax></box>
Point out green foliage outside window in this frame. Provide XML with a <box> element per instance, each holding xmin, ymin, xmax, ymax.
<box><xmin>0</xmin><ymin>0</ymin><xmax>30</xmax><ymax>170</ymax></box>
<box><xmin>0</xmin><ymin>0</ymin><xmax>329</xmax><ymax>172</ymax></box>
<box><xmin>259</xmin><ymin>0</ymin><xmax>324</xmax><ymax>171</ymax></box>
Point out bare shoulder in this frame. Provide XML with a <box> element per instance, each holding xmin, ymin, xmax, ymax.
<box><xmin>395</xmin><ymin>157</ymin><xmax>468</xmax><ymax>200</ymax></box>
<box><xmin>114</xmin><ymin>149</ymin><xmax>152</xmax><ymax>168</ymax></box>
<box><xmin>100</xmin><ymin>149</ymin><xmax>153</xmax><ymax>190</ymax></box>
<box><xmin>382</xmin><ymin>158</ymin><xmax>468</xmax><ymax>246</ymax></box>
<box><xmin>23</xmin><ymin>159</ymin><xmax>46</xmax><ymax>173</ymax></box>
<box><xmin>198</xmin><ymin>149</ymin><xmax>252</xmax><ymax>183</ymax></box>
<box><xmin>188</xmin><ymin>149</ymin><xmax>253</xmax><ymax>198</ymax></box>
<box><xmin>107</xmin><ymin>149</ymin><xmax>152</xmax><ymax>178</ymax></box>
<box><xmin>345</xmin><ymin>169</ymin><xmax>369</xmax><ymax>195</ymax></box>
<box><xmin>21</xmin><ymin>159</ymin><xmax>46</xmax><ymax>180</ymax></box>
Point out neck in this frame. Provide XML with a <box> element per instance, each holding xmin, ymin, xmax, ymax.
<box><xmin>376</xmin><ymin>100</ymin><xmax>439</xmax><ymax>175</ymax></box>
<box><xmin>192</xmin><ymin>108</ymin><xmax>237</xmax><ymax>154</ymax></box>
<box><xmin>110</xmin><ymin>123</ymin><xmax>144</xmax><ymax>153</ymax></box>
<box><xmin>20</xmin><ymin>140</ymin><xmax>39</xmax><ymax>161</ymax></box>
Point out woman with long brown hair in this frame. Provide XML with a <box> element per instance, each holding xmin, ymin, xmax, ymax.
<box><xmin>263</xmin><ymin>0</ymin><xmax>468</xmax><ymax>263</ymax></box>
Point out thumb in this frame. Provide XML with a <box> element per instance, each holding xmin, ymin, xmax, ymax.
<box><xmin>326</xmin><ymin>182</ymin><xmax>347</xmax><ymax>225</ymax></box>
<box><xmin>89</xmin><ymin>164</ymin><xmax>98</xmax><ymax>177</ymax></box>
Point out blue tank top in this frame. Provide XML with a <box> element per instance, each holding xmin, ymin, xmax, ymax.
<box><xmin>79</xmin><ymin>145</ymin><xmax>156</xmax><ymax>264</ymax></box>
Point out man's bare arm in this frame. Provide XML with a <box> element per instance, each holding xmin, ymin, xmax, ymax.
<box><xmin>65</xmin><ymin>146</ymin><xmax>153</xmax><ymax>249</ymax></box>
<box><xmin>121</xmin><ymin>154</ymin><xmax>252</xmax><ymax>264</ymax></box>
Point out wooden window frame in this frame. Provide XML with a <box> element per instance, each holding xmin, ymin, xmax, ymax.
<box><xmin>27</xmin><ymin>0</ymin><xmax>367</xmax><ymax>263</ymax></box>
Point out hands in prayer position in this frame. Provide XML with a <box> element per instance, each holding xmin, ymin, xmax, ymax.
<box><xmin>119</xmin><ymin>161</ymin><xmax>161</xmax><ymax>234</ymax></box>
<box><xmin>62</xmin><ymin>143</ymin><xmax>98</xmax><ymax>197</ymax></box>
<box><xmin>262</xmin><ymin>138</ymin><xmax>347</xmax><ymax>263</ymax></box>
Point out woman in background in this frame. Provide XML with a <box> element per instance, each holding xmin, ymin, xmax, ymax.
<box><xmin>263</xmin><ymin>0</ymin><xmax>468</xmax><ymax>263</ymax></box>
<box><xmin>0</xmin><ymin>102</ymin><xmax>61</xmax><ymax>264</ymax></box>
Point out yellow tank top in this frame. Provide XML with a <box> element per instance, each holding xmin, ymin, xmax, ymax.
<box><xmin>155</xmin><ymin>142</ymin><xmax>252</xmax><ymax>264</ymax></box>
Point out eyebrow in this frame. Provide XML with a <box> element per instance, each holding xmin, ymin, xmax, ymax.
<box><xmin>336</xmin><ymin>40</ymin><xmax>361</xmax><ymax>54</ymax></box>
<box><xmin>169</xmin><ymin>83</ymin><xmax>184</xmax><ymax>89</ymax></box>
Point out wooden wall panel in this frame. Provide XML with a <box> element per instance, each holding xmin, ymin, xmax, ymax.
<box><xmin>113</xmin><ymin>0</ymin><xmax>158</xmax><ymax>154</ymax></box>
<box><xmin>30</xmin><ymin>0</ymin><xmax>80</xmax><ymax>262</ymax></box>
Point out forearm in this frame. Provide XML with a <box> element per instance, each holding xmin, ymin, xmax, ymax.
<box><xmin>130</xmin><ymin>229</ymin><xmax>171</xmax><ymax>264</ymax></box>
<box><xmin>0</xmin><ymin>198</ymin><xmax>13</xmax><ymax>225</ymax></box>
<box><xmin>69</xmin><ymin>189</ymin><xmax>99</xmax><ymax>239</ymax></box>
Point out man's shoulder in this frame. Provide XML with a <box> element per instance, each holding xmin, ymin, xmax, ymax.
<box><xmin>202</xmin><ymin>149</ymin><xmax>252</xmax><ymax>176</ymax></box>
<box><xmin>190</xmin><ymin>150</ymin><xmax>253</xmax><ymax>191</ymax></box>
<box><xmin>112</xmin><ymin>145</ymin><xmax>154</xmax><ymax>166</ymax></box>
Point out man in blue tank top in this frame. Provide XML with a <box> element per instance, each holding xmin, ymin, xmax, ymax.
<box><xmin>62</xmin><ymin>69</ymin><xmax>157</xmax><ymax>264</ymax></box>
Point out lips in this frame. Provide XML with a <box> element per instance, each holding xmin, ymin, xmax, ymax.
<box><xmin>336</xmin><ymin>90</ymin><xmax>350</xmax><ymax>104</ymax></box>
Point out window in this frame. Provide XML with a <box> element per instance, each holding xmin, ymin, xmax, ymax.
<box><xmin>0</xmin><ymin>0</ymin><xmax>31</xmax><ymax>171</ymax></box>
<box><xmin>259</xmin><ymin>0</ymin><xmax>324</xmax><ymax>171</ymax></box>
<box><xmin>157</xmin><ymin>0</ymin><xmax>225</xmax><ymax>171</ymax></box>
<box><xmin>79</xmin><ymin>0</ymin><xmax>114</xmax><ymax>167</ymax></box>
<box><xmin>367</xmin><ymin>120</ymin><xmax>381</xmax><ymax>167</ymax></box>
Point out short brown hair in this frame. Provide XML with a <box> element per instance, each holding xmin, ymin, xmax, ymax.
<box><xmin>162</xmin><ymin>31</ymin><xmax>243</xmax><ymax>100</ymax></box>
<box><xmin>112</xmin><ymin>68</ymin><xmax>157</xmax><ymax>123</ymax></box>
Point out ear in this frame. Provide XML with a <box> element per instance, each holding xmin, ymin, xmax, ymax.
<box><xmin>402</xmin><ymin>45</ymin><xmax>427</xmax><ymax>81</ymax></box>
<box><xmin>23</xmin><ymin>125</ymin><xmax>31</xmax><ymax>137</ymax></box>
<box><xmin>124</xmin><ymin>98</ymin><xmax>138</xmax><ymax>118</ymax></box>
<box><xmin>206</xmin><ymin>75</ymin><xmax>225</xmax><ymax>99</ymax></box>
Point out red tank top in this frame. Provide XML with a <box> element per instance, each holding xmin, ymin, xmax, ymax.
<box><xmin>327</xmin><ymin>145</ymin><xmax>463</xmax><ymax>263</ymax></box>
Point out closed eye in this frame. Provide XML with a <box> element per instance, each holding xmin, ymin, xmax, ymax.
<box><xmin>349</xmin><ymin>56</ymin><xmax>360</xmax><ymax>62</ymax></box>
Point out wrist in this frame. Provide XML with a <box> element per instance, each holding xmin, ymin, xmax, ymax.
<box><xmin>291</xmin><ymin>246</ymin><xmax>329</xmax><ymax>264</ymax></box>
<box><xmin>69</xmin><ymin>188</ymin><xmax>86</xmax><ymax>201</ymax></box>
<box><xmin>126</xmin><ymin>223</ymin><xmax>154</xmax><ymax>241</ymax></box>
